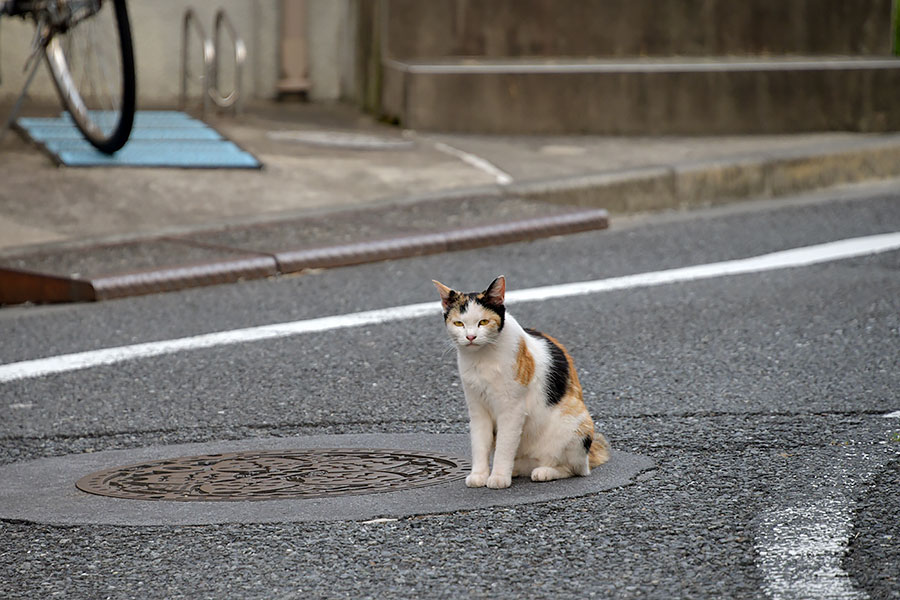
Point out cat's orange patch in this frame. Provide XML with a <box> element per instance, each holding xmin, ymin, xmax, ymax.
<box><xmin>481</xmin><ymin>312</ymin><xmax>503</xmax><ymax>330</ymax></box>
<box><xmin>444</xmin><ymin>306</ymin><xmax>461</xmax><ymax>322</ymax></box>
<box><xmin>515</xmin><ymin>338</ymin><xmax>535</xmax><ymax>386</ymax></box>
<box><xmin>589</xmin><ymin>432</ymin><xmax>610</xmax><ymax>467</ymax></box>
<box><xmin>558</xmin><ymin>389</ymin><xmax>588</xmax><ymax>421</ymax></box>
<box><xmin>576</xmin><ymin>414</ymin><xmax>594</xmax><ymax>439</ymax></box>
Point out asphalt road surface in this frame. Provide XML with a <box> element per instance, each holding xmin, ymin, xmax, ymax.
<box><xmin>1</xmin><ymin>185</ymin><xmax>899</xmax><ymax>599</ymax></box>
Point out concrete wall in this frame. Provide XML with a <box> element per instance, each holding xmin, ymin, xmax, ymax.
<box><xmin>0</xmin><ymin>0</ymin><xmax>355</xmax><ymax>106</ymax></box>
<box><xmin>375</xmin><ymin>1</ymin><xmax>900</xmax><ymax>134</ymax></box>
<box><xmin>383</xmin><ymin>0</ymin><xmax>894</xmax><ymax>58</ymax></box>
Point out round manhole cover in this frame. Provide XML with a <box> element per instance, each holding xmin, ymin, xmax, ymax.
<box><xmin>0</xmin><ymin>435</ymin><xmax>655</xmax><ymax>525</ymax></box>
<box><xmin>75</xmin><ymin>448</ymin><xmax>470</xmax><ymax>502</ymax></box>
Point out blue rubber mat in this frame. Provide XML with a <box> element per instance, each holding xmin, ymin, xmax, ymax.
<box><xmin>16</xmin><ymin>111</ymin><xmax>261</xmax><ymax>169</ymax></box>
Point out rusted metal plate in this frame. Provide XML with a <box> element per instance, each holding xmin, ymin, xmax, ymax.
<box><xmin>0</xmin><ymin>268</ymin><xmax>96</xmax><ymax>304</ymax></box>
<box><xmin>275</xmin><ymin>208</ymin><xmax>609</xmax><ymax>273</ymax></box>
<box><xmin>76</xmin><ymin>448</ymin><xmax>470</xmax><ymax>502</ymax></box>
<box><xmin>89</xmin><ymin>255</ymin><xmax>278</xmax><ymax>300</ymax></box>
<box><xmin>0</xmin><ymin>238</ymin><xmax>278</xmax><ymax>304</ymax></box>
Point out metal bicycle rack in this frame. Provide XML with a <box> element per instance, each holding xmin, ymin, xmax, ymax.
<box><xmin>180</xmin><ymin>8</ymin><xmax>245</xmax><ymax>116</ymax></box>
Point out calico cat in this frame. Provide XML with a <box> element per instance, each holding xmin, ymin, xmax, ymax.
<box><xmin>433</xmin><ymin>275</ymin><xmax>609</xmax><ymax>489</ymax></box>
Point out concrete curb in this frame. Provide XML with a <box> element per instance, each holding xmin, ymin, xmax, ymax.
<box><xmin>510</xmin><ymin>135</ymin><xmax>900</xmax><ymax>212</ymax></box>
<box><xmin>2</xmin><ymin>135</ymin><xmax>900</xmax><ymax>304</ymax></box>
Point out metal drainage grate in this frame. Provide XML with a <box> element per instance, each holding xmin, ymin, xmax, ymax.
<box><xmin>75</xmin><ymin>448</ymin><xmax>470</xmax><ymax>502</ymax></box>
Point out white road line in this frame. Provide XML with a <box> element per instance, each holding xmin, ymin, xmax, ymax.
<box><xmin>882</xmin><ymin>410</ymin><xmax>900</xmax><ymax>418</ymax></box>
<box><xmin>0</xmin><ymin>302</ymin><xmax>439</xmax><ymax>384</ymax></box>
<box><xmin>429</xmin><ymin>140</ymin><xmax>514</xmax><ymax>185</ymax></box>
<box><xmin>506</xmin><ymin>232</ymin><xmax>900</xmax><ymax>303</ymax></box>
<box><xmin>753</xmin><ymin>445</ymin><xmax>889</xmax><ymax>600</ymax></box>
<box><xmin>755</xmin><ymin>497</ymin><xmax>867</xmax><ymax>600</ymax></box>
<box><xmin>1</xmin><ymin>232</ymin><xmax>898</xmax><ymax>384</ymax></box>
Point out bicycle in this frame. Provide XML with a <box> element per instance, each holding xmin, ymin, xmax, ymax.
<box><xmin>0</xmin><ymin>0</ymin><xmax>135</xmax><ymax>154</ymax></box>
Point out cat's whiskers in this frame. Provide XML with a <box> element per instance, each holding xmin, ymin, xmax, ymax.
<box><xmin>473</xmin><ymin>335</ymin><xmax>500</xmax><ymax>349</ymax></box>
<box><xmin>439</xmin><ymin>339</ymin><xmax>459</xmax><ymax>358</ymax></box>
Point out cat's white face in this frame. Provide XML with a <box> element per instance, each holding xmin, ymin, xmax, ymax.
<box><xmin>433</xmin><ymin>277</ymin><xmax>507</xmax><ymax>351</ymax></box>
<box><xmin>444</xmin><ymin>299</ymin><xmax>503</xmax><ymax>350</ymax></box>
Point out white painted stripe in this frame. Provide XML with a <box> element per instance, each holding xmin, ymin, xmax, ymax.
<box><xmin>506</xmin><ymin>232</ymin><xmax>900</xmax><ymax>303</ymax></box>
<box><xmin>0</xmin><ymin>302</ymin><xmax>440</xmax><ymax>384</ymax></box>
<box><xmin>1</xmin><ymin>232</ymin><xmax>898</xmax><ymax>384</ymax></box>
<box><xmin>360</xmin><ymin>518</ymin><xmax>399</xmax><ymax>524</ymax></box>
<box><xmin>755</xmin><ymin>498</ymin><xmax>867</xmax><ymax>600</ymax></box>
<box><xmin>430</xmin><ymin>141</ymin><xmax>513</xmax><ymax>185</ymax></box>
<box><xmin>883</xmin><ymin>410</ymin><xmax>900</xmax><ymax>418</ymax></box>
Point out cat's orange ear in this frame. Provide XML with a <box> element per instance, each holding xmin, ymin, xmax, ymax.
<box><xmin>483</xmin><ymin>276</ymin><xmax>506</xmax><ymax>305</ymax></box>
<box><xmin>432</xmin><ymin>280</ymin><xmax>456</xmax><ymax>310</ymax></box>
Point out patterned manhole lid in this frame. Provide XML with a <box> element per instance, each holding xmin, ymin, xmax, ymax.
<box><xmin>75</xmin><ymin>448</ymin><xmax>470</xmax><ymax>502</ymax></box>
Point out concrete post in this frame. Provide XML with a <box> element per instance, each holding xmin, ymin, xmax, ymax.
<box><xmin>278</xmin><ymin>0</ymin><xmax>310</xmax><ymax>95</ymax></box>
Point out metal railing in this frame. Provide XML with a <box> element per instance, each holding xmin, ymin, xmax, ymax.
<box><xmin>210</xmin><ymin>9</ymin><xmax>246</xmax><ymax>112</ymax></box>
<box><xmin>180</xmin><ymin>8</ymin><xmax>245</xmax><ymax>116</ymax></box>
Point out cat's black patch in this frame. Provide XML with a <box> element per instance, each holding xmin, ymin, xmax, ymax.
<box><xmin>480</xmin><ymin>299</ymin><xmax>505</xmax><ymax>331</ymax></box>
<box><xmin>582</xmin><ymin>434</ymin><xmax>593</xmax><ymax>453</ymax></box>
<box><xmin>525</xmin><ymin>328</ymin><xmax>568</xmax><ymax>406</ymax></box>
<box><xmin>459</xmin><ymin>292</ymin><xmax>480</xmax><ymax>313</ymax></box>
<box><xmin>441</xmin><ymin>290</ymin><xmax>459</xmax><ymax>321</ymax></box>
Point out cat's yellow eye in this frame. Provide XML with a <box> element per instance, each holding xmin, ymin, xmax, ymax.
<box><xmin>452</xmin><ymin>321</ymin><xmax>464</xmax><ymax>327</ymax></box>
<box><xmin>478</xmin><ymin>319</ymin><xmax>490</xmax><ymax>326</ymax></box>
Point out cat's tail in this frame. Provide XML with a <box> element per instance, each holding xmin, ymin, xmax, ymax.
<box><xmin>588</xmin><ymin>432</ymin><xmax>610</xmax><ymax>468</ymax></box>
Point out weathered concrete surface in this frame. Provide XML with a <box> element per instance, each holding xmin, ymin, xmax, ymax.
<box><xmin>377</xmin><ymin>0</ymin><xmax>899</xmax><ymax>134</ymax></box>
<box><xmin>4</xmin><ymin>101</ymin><xmax>900</xmax><ymax>304</ymax></box>
<box><xmin>5</xmin><ymin>101</ymin><xmax>900</xmax><ymax>254</ymax></box>
<box><xmin>385</xmin><ymin>58</ymin><xmax>900</xmax><ymax>134</ymax></box>
<box><xmin>383</xmin><ymin>0</ymin><xmax>892</xmax><ymax>58</ymax></box>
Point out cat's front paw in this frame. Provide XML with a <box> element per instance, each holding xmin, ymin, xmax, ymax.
<box><xmin>486</xmin><ymin>473</ymin><xmax>512</xmax><ymax>489</ymax></box>
<box><xmin>530</xmin><ymin>466</ymin><xmax>562</xmax><ymax>482</ymax></box>
<box><xmin>466</xmin><ymin>471</ymin><xmax>489</xmax><ymax>488</ymax></box>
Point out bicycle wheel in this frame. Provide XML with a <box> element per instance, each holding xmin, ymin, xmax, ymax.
<box><xmin>44</xmin><ymin>0</ymin><xmax>136</xmax><ymax>154</ymax></box>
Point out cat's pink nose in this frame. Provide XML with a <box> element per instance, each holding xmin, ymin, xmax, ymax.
<box><xmin>466</xmin><ymin>334</ymin><xmax>476</xmax><ymax>341</ymax></box>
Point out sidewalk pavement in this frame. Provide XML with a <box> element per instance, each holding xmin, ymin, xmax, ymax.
<box><xmin>2</xmin><ymin>100</ymin><xmax>900</xmax><ymax>304</ymax></box>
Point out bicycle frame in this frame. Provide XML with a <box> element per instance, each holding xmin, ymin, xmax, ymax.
<box><xmin>1</xmin><ymin>0</ymin><xmax>135</xmax><ymax>153</ymax></box>
<box><xmin>3</xmin><ymin>0</ymin><xmax>102</xmax><ymax>32</ymax></box>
